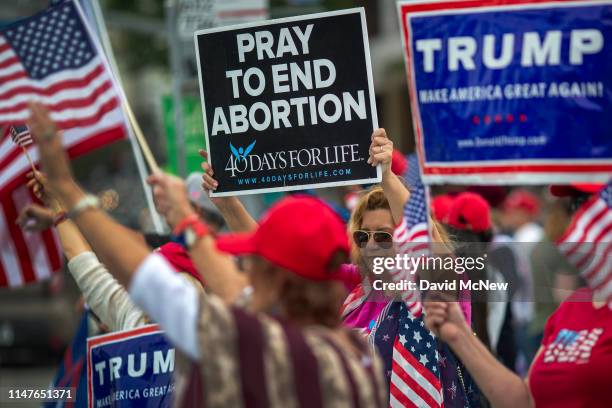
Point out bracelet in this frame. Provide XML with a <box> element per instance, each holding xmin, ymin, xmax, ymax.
<box><xmin>67</xmin><ymin>194</ymin><xmax>100</xmax><ymax>219</ymax></box>
<box><xmin>53</xmin><ymin>211</ymin><xmax>67</xmax><ymax>226</ymax></box>
<box><xmin>172</xmin><ymin>213</ymin><xmax>200</xmax><ymax>236</ymax></box>
<box><xmin>172</xmin><ymin>214</ymin><xmax>209</xmax><ymax>249</ymax></box>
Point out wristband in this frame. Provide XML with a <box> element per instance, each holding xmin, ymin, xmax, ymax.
<box><xmin>67</xmin><ymin>194</ymin><xmax>100</xmax><ymax>219</ymax></box>
<box><xmin>53</xmin><ymin>211</ymin><xmax>67</xmax><ymax>226</ymax></box>
<box><xmin>172</xmin><ymin>214</ymin><xmax>210</xmax><ymax>249</ymax></box>
<box><xmin>172</xmin><ymin>213</ymin><xmax>200</xmax><ymax>236</ymax></box>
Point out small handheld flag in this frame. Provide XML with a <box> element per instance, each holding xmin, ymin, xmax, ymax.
<box><xmin>9</xmin><ymin>124</ymin><xmax>35</xmax><ymax>171</ymax></box>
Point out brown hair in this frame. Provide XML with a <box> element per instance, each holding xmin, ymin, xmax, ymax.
<box><xmin>280</xmin><ymin>276</ymin><xmax>346</xmax><ymax>328</ymax></box>
<box><xmin>347</xmin><ymin>187</ymin><xmax>391</xmax><ymax>265</ymax></box>
<box><xmin>278</xmin><ymin>250</ymin><xmax>348</xmax><ymax>328</ymax></box>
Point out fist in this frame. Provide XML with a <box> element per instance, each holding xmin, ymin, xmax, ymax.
<box><xmin>368</xmin><ymin>128</ymin><xmax>393</xmax><ymax>175</ymax></box>
<box><xmin>16</xmin><ymin>204</ymin><xmax>56</xmax><ymax>232</ymax></box>
<box><xmin>146</xmin><ymin>171</ymin><xmax>194</xmax><ymax>228</ymax></box>
<box><xmin>423</xmin><ymin>297</ymin><xmax>470</xmax><ymax>344</ymax></box>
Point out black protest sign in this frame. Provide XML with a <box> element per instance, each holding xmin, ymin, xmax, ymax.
<box><xmin>194</xmin><ymin>8</ymin><xmax>379</xmax><ymax>196</ymax></box>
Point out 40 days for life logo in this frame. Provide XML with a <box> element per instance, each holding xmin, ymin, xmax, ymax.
<box><xmin>224</xmin><ymin>139</ymin><xmax>364</xmax><ymax>178</ymax></box>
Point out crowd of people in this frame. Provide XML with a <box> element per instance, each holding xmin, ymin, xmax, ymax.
<box><xmin>18</xmin><ymin>101</ymin><xmax>611</xmax><ymax>407</ymax></box>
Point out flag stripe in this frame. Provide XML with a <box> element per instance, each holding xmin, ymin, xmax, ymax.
<box><xmin>576</xmin><ymin>225</ymin><xmax>612</xmax><ymax>274</ymax></box>
<box><xmin>1</xmin><ymin>195</ymin><xmax>36</xmax><ymax>283</ymax></box>
<box><xmin>560</xmin><ymin>198</ymin><xmax>605</xmax><ymax>246</ymax></box>
<box><xmin>0</xmin><ymin>200</ymin><xmax>25</xmax><ymax>286</ymax></box>
<box><xmin>12</xmin><ymin>187</ymin><xmax>52</xmax><ymax>281</ymax></box>
<box><xmin>390</xmin><ymin>381</ymin><xmax>425</xmax><ymax>408</ymax></box>
<box><xmin>0</xmin><ymin>0</ymin><xmax>127</xmax><ymax>288</ymax></box>
<box><xmin>1</xmin><ymin>97</ymin><xmax>119</xmax><ymax>170</ymax></box>
<box><xmin>558</xmin><ymin>182</ymin><xmax>612</xmax><ymax>304</ymax></box>
<box><xmin>571</xmin><ymin>208</ymin><xmax>611</xmax><ymax>267</ymax></box>
<box><xmin>0</xmin><ymin>77</ymin><xmax>113</xmax><ymax>115</ymax></box>
<box><xmin>0</xmin><ymin>59</ymin><xmax>23</xmax><ymax>76</ymax></box>
<box><xmin>392</xmin><ymin>353</ymin><xmax>441</xmax><ymax>407</ymax></box>
<box><xmin>587</xmin><ymin>243</ymin><xmax>612</xmax><ymax>287</ymax></box>
<box><xmin>1</xmin><ymin>83</ymin><xmax>118</xmax><ymax>123</ymax></box>
<box><xmin>0</xmin><ymin>61</ymin><xmax>104</xmax><ymax>110</ymax></box>
<box><xmin>394</xmin><ymin>339</ymin><xmax>442</xmax><ymax>395</ymax></box>
<box><xmin>0</xmin><ymin>107</ymin><xmax>125</xmax><ymax>193</ymax></box>
<box><xmin>0</xmin><ymin>71</ymin><xmax>26</xmax><ymax>87</ymax></box>
<box><xmin>0</xmin><ymin>55</ymin><xmax>19</xmax><ymax>70</ymax></box>
<box><xmin>582</xmin><ymin>241</ymin><xmax>612</xmax><ymax>288</ymax></box>
<box><xmin>0</xmin><ymin>69</ymin><xmax>111</xmax><ymax>111</ymax></box>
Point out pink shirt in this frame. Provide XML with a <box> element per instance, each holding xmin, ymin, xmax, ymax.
<box><xmin>340</xmin><ymin>263</ymin><xmax>472</xmax><ymax>331</ymax></box>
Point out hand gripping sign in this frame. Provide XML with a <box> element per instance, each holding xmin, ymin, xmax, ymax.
<box><xmin>398</xmin><ymin>0</ymin><xmax>612</xmax><ymax>185</ymax></box>
<box><xmin>194</xmin><ymin>8</ymin><xmax>380</xmax><ymax>196</ymax></box>
<box><xmin>87</xmin><ymin>325</ymin><xmax>175</xmax><ymax>408</ymax></box>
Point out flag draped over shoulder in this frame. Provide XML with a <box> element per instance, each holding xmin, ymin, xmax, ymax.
<box><xmin>390</xmin><ymin>303</ymin><xmax>443</xmax><ymax>408</ymax></box>
<box><xmin>0</xmin><ymin>0</ymin><xmax>127</xmax><ymax>287</ymax></box>
<box><xmin>558</xmin><ymin>181</ymin><xmax>612</xmax><ymax>303</ymax></box>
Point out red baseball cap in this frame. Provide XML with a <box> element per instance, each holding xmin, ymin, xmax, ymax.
<box><xmin>503</xmin><ymin>189</ymin><xmax>540</xmax><ymax>216</ymax></box>
<box><xmin>447</xmin><ymin>192</ymin><xmax>492</xmax><ymax>232</ymax></box>
<box><xmin>550</xmin><ymin>183</ymin><xmax>604</xmax><ymax>197</ymax></box>
<box><xmin>431</xmin><ymin>194</ymin><xmax>454</xmax><ymax>223</ymax></box>
<box><xmin>391</xmin><ymin>150</ymin><xmax>408</xmax><ymax>176</ymax></box>
<box><xmin>216</xmin><ymin>196</ymin><xmax>349</xmax><ymax>281</ymax></box>
<box><xmin>157</xmin><ymin>242</ymin><xmax>205</xmax><ymax>286</ymax></box>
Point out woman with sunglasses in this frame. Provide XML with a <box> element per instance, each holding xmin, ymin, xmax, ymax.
<box><xmin>337</xmin><ymin>135</ymin><xmax>480</xmax><ymax>407</ymax></box>
<box><xmin>196</xmin><ymin>128</ymin><xmax>411</xmax><ymax>306</ymax></box>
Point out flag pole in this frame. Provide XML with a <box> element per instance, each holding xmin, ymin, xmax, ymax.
<box><xmin>84</xmin><ymin>0</ymin><xmax>165</xmax><ymax>233</ymax></box>
<box><xmin>123</xmin><ymin>101</ymin><xmax>159</xmax><ymax>173</ymax></box>
<box><xmin>22</xmin><ymin>147</ymin><xmax>35</xmax><ymax>172</ymax></box>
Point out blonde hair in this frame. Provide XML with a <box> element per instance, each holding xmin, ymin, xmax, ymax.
<box><xmin>347</xmin><ymin>187</ymin><xmax>391</xmax><ymax>265</ymax></box>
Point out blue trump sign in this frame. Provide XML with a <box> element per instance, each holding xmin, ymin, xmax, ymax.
<box><xmin>87</xmin><ymin>325</ymin><xmax>175</xmax><ymax>408</ymax></box>
<box><xmin>399</xmin><ymin>0</ymin><xmax>612</xmax><ymax>184</ymax></box>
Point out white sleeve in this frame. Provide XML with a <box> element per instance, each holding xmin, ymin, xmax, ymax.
<box><xmin>129</xmin><ymin>253</ymin><xmax>200</xmax><ymax>360</ymax></box>
<box><xmin>68</xmin><ymin>252</ymin><xmax>148</xmax><ymax>331</ymax></box>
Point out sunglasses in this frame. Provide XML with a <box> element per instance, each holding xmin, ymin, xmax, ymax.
<box><xmin>352</xmin><ymin>230</ymin><xmax>393</xmax><ymax>249</ymax></box>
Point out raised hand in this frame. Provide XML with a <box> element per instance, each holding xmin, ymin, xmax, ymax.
<box><xmin>423</xmin><ymin>295</ymin><xmax>471</xmax><ymax>344</ymax></box>
<box><xmin>367</xmin><ymin>128</ymin><xmax>393</xmax><ymax>176</ymax></box>
<box><xmin>146</xmin><ymin>171</ymin><xmax>195</xmax><ymax>228</ymax></box>
<box><xmin>16</xmin><ymin>204</ymin><xmax>56</xmax><ymax>232</ymax></box>
<box><xmin>199</xmin><ymin>149</ymin><xmax>219</xmax><ymax>193</ymax></box>
<box><xmin>26</xmin><ymin>102</ymin><xmax>77</xmax><ymax>201</ymax></box>
<box><xmin>26</xmin><ymin>170</ymin><xmax>56</xmax><ymax>204</ymax></box>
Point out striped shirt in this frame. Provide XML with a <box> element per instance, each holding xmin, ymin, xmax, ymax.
<box><xmin>130</xmin><ymin>254</ymin><xmax>387</xmax><ymax>408</ymax></box>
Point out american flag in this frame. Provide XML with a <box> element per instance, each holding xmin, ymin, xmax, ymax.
<box><xmin>391</xmin><ymin>153</ymin><xmax>430</xmax><ymax>316</ymax></box>
<box><xmin>558</xmin><ymin>181</ymin><xmax>612</xmax><ymax>303</ymax></box>
<box><xmin>0</xmin><ymin>0</ymin><xmax>126</xmax><ymax>194</ymax></box>
<box><xmin>9</xmin><ymin>124</ymin><xmax>32</xmax><ymax>147</ymax></box>
<box><xmin>341</xmin><ymin>154</ymin><xmax>430</xmax><ymax>319</ymax></box>
<box><xmin>390</xmin><ymin>302</ymin><xmax>443</xmax><ymax>408</ymax></box>
<box><xmin>387</xmin><ymin>153</ymin><xmax>440</xmax><ymax>407</ymax></box>
<box><xmin>0</xmin><ymin>0</ymin><xmax>127</xmax><ymax>287</ymax></box>
<box><xmin>0</xmin><ymin>184</ymin><xmax>63</xmax><ymax>287</ymax></box>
